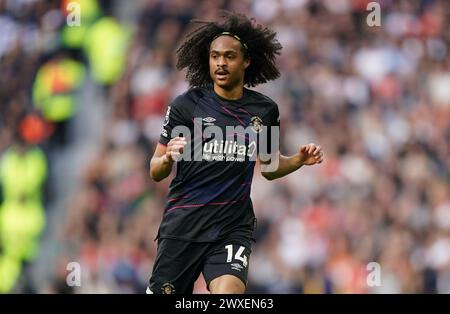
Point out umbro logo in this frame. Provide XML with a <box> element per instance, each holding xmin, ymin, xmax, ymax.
<box><xmin>202</xmin><ymin>117</ymin><xmax>216</xmax><ymax>123</ymax></box>
<box><xmin>202</xmin><ymin>117</ymin><xmax>216</xmax><ymax>125</ymax></box>
<box><xmin>231</xmin><ymin>263</ymin><xmax>244</xmax><ymax>272</ymax></box>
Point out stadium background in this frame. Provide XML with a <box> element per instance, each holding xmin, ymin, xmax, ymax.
<box><xmin>0</xmin><ymin>0</ymin><xmax>448</xmax><ymax>293</ymax></box>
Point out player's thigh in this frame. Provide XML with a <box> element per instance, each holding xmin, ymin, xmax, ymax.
<box><xmin>149</xmin><ymin>238</ymin><xmax>206</xmax><ymax>294</ymax></box>
<box><xmin>209</xmin><ymin>274</ymin><xmax>245</xmax><ymax>294</ymax></box>
<box><xmin>203</xmin><ymin>240</ymin><xmax>252</xmax><ymax>293</ymax></box>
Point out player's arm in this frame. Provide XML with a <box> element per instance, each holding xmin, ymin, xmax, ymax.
<box><xmin>259</xmin><ymin>143</ymin><xmax>323</xmax><ymax>181</ymax></box>
<box><xmin>149</xmin><ymin>137</ymin><xmax>187</xmax><ymax>182</ymax></box>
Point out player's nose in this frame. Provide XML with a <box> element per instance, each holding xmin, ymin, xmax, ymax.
<box><xmin>216</xmin><ymin>55</ymin><xmax>227</xmax><ymax>67</ymax></box>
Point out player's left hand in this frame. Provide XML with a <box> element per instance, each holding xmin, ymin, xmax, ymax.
<box><xmin>298</xmin><ymin>143</ymin><xmax>323</xmax><ymax>166</ymax></box>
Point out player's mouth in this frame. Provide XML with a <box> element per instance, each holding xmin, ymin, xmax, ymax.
<box><xmin>215</xmin><ymin>69</ymin><xmax>229</xmax><ymax>80</ymax></box>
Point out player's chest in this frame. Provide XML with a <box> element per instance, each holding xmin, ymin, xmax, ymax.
<box><xmin>192</xmin><ymin>99</ymin><xmax>266</xmax><ymax>133</ymax></box>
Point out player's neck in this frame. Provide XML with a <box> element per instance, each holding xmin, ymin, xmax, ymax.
<box><xmin>213</xmin><ymin>84</ymin><xmax>244</xmax><ymax>101</ymax></box>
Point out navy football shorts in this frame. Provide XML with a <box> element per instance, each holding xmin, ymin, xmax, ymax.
<box><xmin>147</xmin><ymin>234</ymin><xmax>252</xmax><ymax>294</ymax></box>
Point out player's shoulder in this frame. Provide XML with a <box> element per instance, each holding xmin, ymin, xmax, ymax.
<box><xmin>245</xmin><ymin>88</ymin><xmax>279</xmax><ymax>112</ymax></box>
<box><xmin>171</xmin><ymin>87</ymin><xmax>208</xmax><ymax>109</ymax></box>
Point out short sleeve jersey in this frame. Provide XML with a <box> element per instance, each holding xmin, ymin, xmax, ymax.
<box><xmin>157</xmin><ymin>86</ymin><xmax>280</xmax><ymax>244</ymax></box>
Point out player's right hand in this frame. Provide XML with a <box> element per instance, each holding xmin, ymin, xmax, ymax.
<box><xmin>164</xmin><ymin>136</ymin><xmax>187</xmax><ymax>163</ymax></box>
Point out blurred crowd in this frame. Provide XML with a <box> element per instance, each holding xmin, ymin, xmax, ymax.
<box><xmin>0</xmin><ymin>0</ymin><xmax>129</xmax><ymax>292</ymax></box>
<box><xmin>0</xmin><ymin>0</ymin><xmax>449</xmax><ymax>294</ymax></box>
<box><xmin>0</xmin><ymin>0</ymin><xmax>57</xmax><ymax>292</ymax></box>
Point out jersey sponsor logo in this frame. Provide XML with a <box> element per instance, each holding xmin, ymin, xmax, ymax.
<box><xmin>250</xmin><ymin>116</ymin><xmax>263</xmax><ymax>133</ymax></box>
<box><xmin>202</xmin><ymin>140</ymin><xmax>256</xmax><ymax>162</ymax></box>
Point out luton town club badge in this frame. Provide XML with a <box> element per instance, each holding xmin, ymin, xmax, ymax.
<box><xmin>250</xmin><ymin>116</ymin><xmax>263</xmax><ymax>133</ymax></box>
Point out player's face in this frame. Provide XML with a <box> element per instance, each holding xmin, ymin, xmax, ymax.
<box><xmin>209</xmin><ymin>36</ymin><xmax>250</xmax><ymax>91</ymax></box>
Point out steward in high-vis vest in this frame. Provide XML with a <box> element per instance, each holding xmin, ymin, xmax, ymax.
<box><xmin>0</xmin><ymin>255</ymin><xmax>21</xmax><ymax>293</ymax></box>
<box><xmin>83</xmin><ymin>16</ymin><xmax>132</xmax><ymax>85</ymax></box>
<box><xmin>32</xmin><ymin>54</ymin><xmax>85</xmax><ymax>147</ymax></box>
<box><xmin>32</xmin><ymin>56</ymin><xmax>85</xmax><ymax>123</ymax></box>
<box><xmin>0</xmin><ymin>143</ymin><xmax>47</xmax><ymax>203</ymax></box>
<box><xmin>0</xmin><ymin>140</ymin><xmax>47</xmax><ymax>293</ymax></box>
<box><xmin>0</xmin><ymin>198</ymin><xmax>46</xmax><ymax>262</ymax></box>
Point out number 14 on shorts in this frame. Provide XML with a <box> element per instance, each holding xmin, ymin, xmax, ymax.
<box><xmin>225</xmin><ymin>245</ymin><xmax>248</xmax><ymax>267</ymax></box>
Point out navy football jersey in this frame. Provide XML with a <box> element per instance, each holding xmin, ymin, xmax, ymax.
<box><xmin>156</xmin><ymin>86</ymin><xmax>280</xmax><ymax>244</ymax></box>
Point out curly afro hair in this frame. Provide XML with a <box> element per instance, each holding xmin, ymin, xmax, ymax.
<box><xmin>176</xmin><ymin>11</ymin><xmax>282</xmax><ymax>88</ymax></box>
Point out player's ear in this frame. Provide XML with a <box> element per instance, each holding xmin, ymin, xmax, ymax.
<box><xmin>244</xmin><ymin>57</ymin><xmax>250</xmax><ymax>69</ymax></box>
